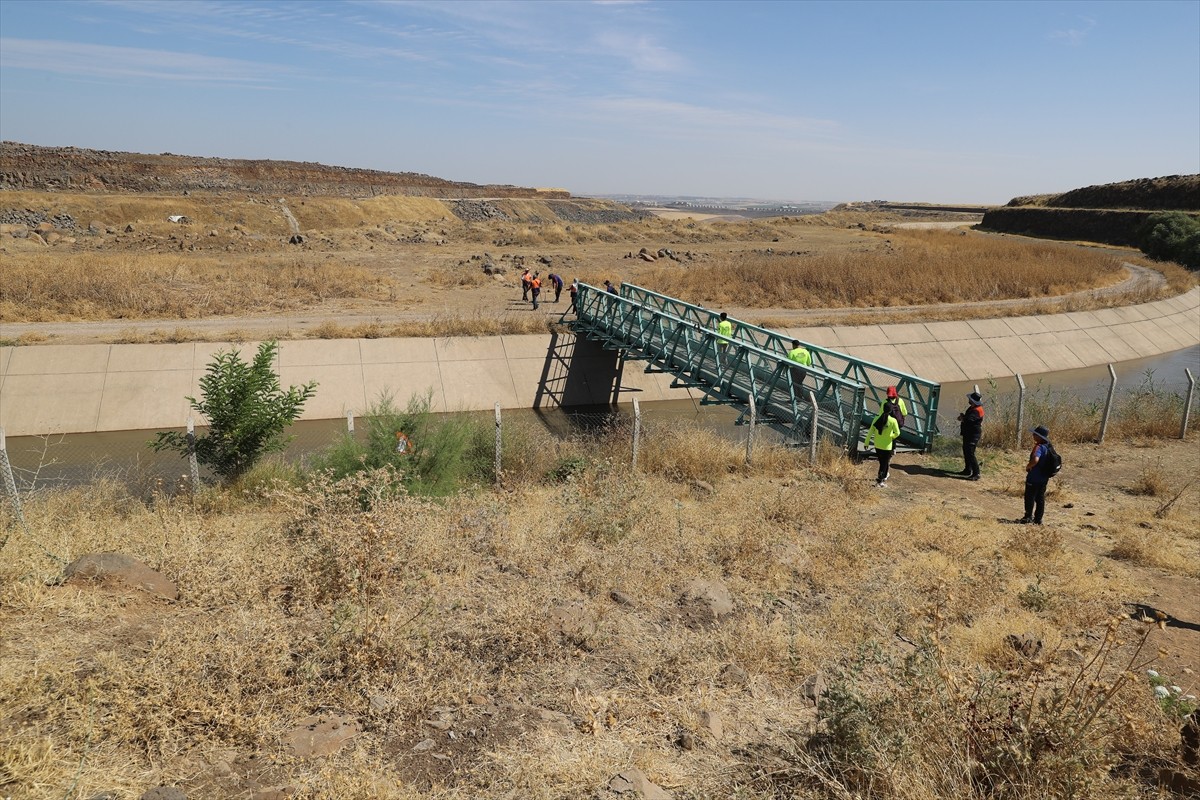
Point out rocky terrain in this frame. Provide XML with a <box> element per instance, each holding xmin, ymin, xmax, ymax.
<box><xmin>0</xmin><ymin>141</ymin><xmax>570</xmax><ymax>199</ymax></box>
<box><xmin>1007</xmin><ymin>174</ymin><xmax>1200</xmax><ymax>211</ymax></box>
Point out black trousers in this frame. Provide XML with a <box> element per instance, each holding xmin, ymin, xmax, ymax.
<box><xmin>876</xmin><ymin>449</ymin><xmax>893</xmax><ymax>483</ymax></box>
<box><xmin>963</xmin><ymin>439</ymin><xmax>979</xmax><ymax>477</ymax></box>
<box><xmin>1023</xmin><ymin>482</ymin><xmax>1047</xmax><ymax>523</ymax></box>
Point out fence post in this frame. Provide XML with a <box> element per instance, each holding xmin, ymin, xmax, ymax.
<box><xmin>808</xmin><ymin>389</ymin><xmax>819</xmax><ymax>463</ymax></box>
<box><xmin>631</xmin><ymin>398</ymin><xmax>642</xmax><ymax>470</ymax></box>
<box><xmin>1015</xmin><ymin>374</ymin><xmax>1026</xmax><ymax>450</ymax></box>
<box><xmin>493</xmin><ymin>403</ymin><xmax>502</xmax><ymax>487</ymax></box>
<box><xmin>0</xmin><ymin>427</ymin><xmax>27</xmax><ymax>538</ymax></box>
<box><xmin>1098</xmin><ymin>364</ymin><xmax>1117</xmax><ymax>444</ymax></box>
<box><xmin>346</xmin><ymin>410</ymin><xmax>354</xmax><ymax>434</ymax></box>
<box><xmin>1182</xmin><ymin>368</ymin><xmax>1196</xmax><ymax>439</ymax></box>
<box><xmin>745</xmin><ymin>394</ymin><xmax>756</xmax><ymax>466</ymax></box>
<box><xmin>186</xmin><ymin>418</ymin><xmax>200</xmax><ymax>492</ymax></box>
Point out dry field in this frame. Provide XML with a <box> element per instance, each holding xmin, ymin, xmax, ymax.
<box><xmin>1</xmin><ymin>420</ymin><xmax>1197</xmax><ymax>799</ymax></box>
<box><xmin>4</xmin><ymin>191</ymin><xmax>1193</xmax><ymax>345</ymax></box>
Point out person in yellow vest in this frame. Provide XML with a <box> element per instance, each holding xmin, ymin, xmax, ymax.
<box><xmin>787</xmin><ymin>339</ymin><xmax>811</xmax><ymax>388</ymax></box>
<box><xmin>716</xmin><ymin>312</ymin><xmax>734</xmax><ymax>373</ymax></box>
<box><xmin>870</xmin><ymin>385</ymin><xmax>908</xmax><ymax>431</ymax></box>
<box><xmin>865</xmin><ymin>403</ymin><xmax>901</xmax><ymax>487</ymax></box>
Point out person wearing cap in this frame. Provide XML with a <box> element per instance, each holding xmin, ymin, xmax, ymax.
<box><xmin>865</xmin><ymin>402</ymin><xmax>901</xmax><ymax>488</ymax></box>
<box><xmin>957</xmin><ymin>391</ymin><xmax>985</xmax><ymax>480</ymax></box>
<box><xmin>1021</xmin><ymin>425</ymin><xmax>1053</xmax><ymax>524</ymax></box>
<box><xmin>716</xmin><ymin>312</ymin><xmax>734</xmax><ymax>372</ymax></box>
<box><xmin>869</xmin><ymin>386</ymin><xmax>907</xmax><ymax>432</ymax></box>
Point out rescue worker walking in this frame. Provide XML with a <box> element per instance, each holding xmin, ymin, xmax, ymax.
<box><xmin>866</xmin><ymin>403</ymin><xmax>901</xmax><ymax>487</ymax></box>
<box><xmin>716</xmin><ymin>312</ymin><xmax>734</xmax><ymax>374</ymax></box>
<box><xmin>548</xmin><ymin>273</ymin><xmax>564</xmax><ymax>303</ymax></box>
<box><xmin>787</xmin><ymin>339</ymin><xmax>811</xmax><ymax>388</ymax></box>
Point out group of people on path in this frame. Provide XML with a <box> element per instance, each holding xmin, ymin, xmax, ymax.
<box><xmin>520</xmin><ymin>269</ymin><xmax>571</xmax><ymax>311</ymax></box>
<box><xmin>866</xmin><ymin>385</ymin><xmax>1059</xmax><ymax>523</ymax></box>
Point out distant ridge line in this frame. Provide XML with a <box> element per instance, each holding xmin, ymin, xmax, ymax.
<box><xmin>0</xmin><ymin>141</ymin><xmax>569</xmax><ymax>200</ymax></box>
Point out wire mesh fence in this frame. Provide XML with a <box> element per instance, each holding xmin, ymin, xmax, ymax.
<box><xmin>2</xmin><ymin>363</ymin><xmax>1195</xmax><ymax>520</ymax></box>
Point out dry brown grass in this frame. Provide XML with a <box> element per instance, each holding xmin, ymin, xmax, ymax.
<box><xmin>0</xmin><ymin>252</ymin><xmax>397</xmax><ymax>321</ymax></box>
<box><xmin>1</xmin><ymin>428</ymin><xmax>1191</xmax><ymax>799</ymax></box>
<box><xmin>640</xmin><ymin>229</ymin><xmax>1128</xmax><ymax>309</ymax></box>
<box><xmin>308</xmin><ymin>313</ymin><xmax>555</xmax><ymax>339</ymax></box>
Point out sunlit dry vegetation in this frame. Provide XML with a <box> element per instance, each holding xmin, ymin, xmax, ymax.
<box><xmin>642</xmin><ymin>229</ymin><xmax>1129</xmax><ymax>308</ymax></box>
<box><xmin>1</xmin><ymin>405</ymin><xmax>1197</xmax><ymax>798</ymax></box>
<box><xmin>0</xmin><ymin>252</ymin><xmax>396</xmax><ymax>321</ymax></box>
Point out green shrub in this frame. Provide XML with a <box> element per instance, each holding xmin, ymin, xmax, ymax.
<box><xmin>150</xmin><ymin>340</ymin><xmax>316</xmax><ymax>482</ymax></box>
<box><xmin>1140</xmin><ymin>211</ymin><xmax>1200</xmax><ymax>269</ymax></box>
<box><xmin>313</xmin><ymin>392</ymin><xmax>492</xmax><ymax>497</ymax></box>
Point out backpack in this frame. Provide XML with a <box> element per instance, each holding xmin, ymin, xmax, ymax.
<box><xmin>1042</xmin><ymin>443</ymin><xmax>1062</xmax><ymax>477</ymax></box>
<box><xmin>883</xmin><ymin>400</ymin><xmax>905</xmax><ymax>430</ymax></box>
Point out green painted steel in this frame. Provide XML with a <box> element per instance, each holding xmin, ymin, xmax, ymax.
<box><xmin>615</xmin><ymin>284</ymin><xmax>942</xmax><ymax>451</ymax></box>
<box><xmin>567</xmin><ymin>282</ymin><xmax>942</xmax><ymax>451</ymax></box>
<box><xmin>569</xmin><ymin>283</ymin><xmax>872</xmax><ymax>449</ymax></box>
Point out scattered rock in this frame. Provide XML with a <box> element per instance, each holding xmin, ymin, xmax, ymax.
<box><xmin>63</xmin><ymin>553</ymin><xmax>178</xmax><ymax>600</ymax></box>
<box><xmin>282</xmin><ymin>714</ymin><xmax>360</xmax><ymax>758</ymax></box>
<box><xmin>690</xmin><ymin>480</ymin><xmax>714</xmax><ymax>495</ymax></box>
<box><xmin>606</xmin><ymin>768</ymin><xmax>672</xmax><ymax>799</ymax></box>
<box><xmin>1005</xmin><ymin>633</ymin><xmax>1043</xmax><ymax>660</ymax></box>
<box><xmin>412</xmin><ymin>738</ymin><xmax>436</xmax><ymax>752</ymax></box>
<box><xmin>1182</xmin><ymin>713</ymin><xmax>1199</xmax><ymax>766</ymax></box>
<box><xmin>676</xmin><ymin>731</ymin><xmax>696</xmax><ymax>750</ymax></box>
<box><xmin>699</xmin><ymin>710</ymin><xmax>723</xmax><ymax>739</ymax></box>
<box><xmin>680</xmin><ymin>578</ymin><xmax>733</xmax><ymax>624</ymax></box>
<box><xmin>424</xmin><ymin>718</ymin><xmax>452</xmax><ymax>731</ymax></box>
<box><xmin>140</xmin><ymin>788</ymin><xmax>187</xmax><ymax>800</ymax></box>
<box><xmin>549</xmin><ymin>601</ymin><xmax>599</xmax><ymax>648</ymax></box>
<box><xmin>610</xmin><ymin>588</ymin><xmax>635</xmax><ymax>606</ymax></box>
<box><xmin>720</xmin><ymin>663</ymin><xmax>750</xmax><ymax>688</ymax></box>
<box><xmin>288</xmin><ymin>234</ymin><xmax>304</xmax><ymax>245</ymax></box>
<box><xmin>125</xmin><ymin>223</ymin><xmax>136</xmax><ymax>233</ymax></box>
<box><xmin>369</xmin><ymin>694</ymin><xmax>395</xmax><ymax>713</ymax></box>
<box><xmin>801</xmin><ymin>671</ymin><xmax>827</xmax><ymax>704</ymax></box>
<box><xmin>33</xmin><ymin>221</ymin><xmax>54</xmax><ymax>234</ymax></box>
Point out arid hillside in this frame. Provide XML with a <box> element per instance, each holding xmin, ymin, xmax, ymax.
<box><xmin>0</xmin><ymin>141</ymin><xmax>569</xmax><ymax>199</ymax></box>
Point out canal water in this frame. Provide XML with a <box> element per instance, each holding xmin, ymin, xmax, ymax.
<box><xmin>3</xmin><ymin>345</ymin><xmax>1196</xmax><ymax>493</ymax></box>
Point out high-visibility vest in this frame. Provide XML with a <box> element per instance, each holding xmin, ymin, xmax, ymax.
<box><xmin>717</xmin><ymin>319</ymin><xmax>733</xmax><ymax>342</ymax></box>
<box><xmin>787</xmin><ymin>346</ymin><xmax>811</xmax><ymax>366</ymax></box>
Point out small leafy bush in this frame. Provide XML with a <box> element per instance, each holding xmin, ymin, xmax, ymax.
<box><xmin>151</xmin><ymin>340</ymin><xmax>316</xmax><ymax>482</ymax></box>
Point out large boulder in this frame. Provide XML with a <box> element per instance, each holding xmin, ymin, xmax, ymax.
<box><xmin>64</xmin><ymin>553</ymin><xmax>178</xmax><ymax>600</ymax></box>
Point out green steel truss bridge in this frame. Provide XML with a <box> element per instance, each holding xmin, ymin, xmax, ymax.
<box><xmin>568</xmin><ymin>282</ymin><xmax>941</xmax><ymax>452</ymax></box>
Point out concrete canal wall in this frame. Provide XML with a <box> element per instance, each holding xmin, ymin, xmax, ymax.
<box><xmin>1</xmin><ymin>288</ymin><xmax>1197</xmax><ymax>436</ymax></box>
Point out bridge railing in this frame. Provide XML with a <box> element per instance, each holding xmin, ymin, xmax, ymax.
<box><xmin>572</xmin><ymin>283</ymin><xmax>869</xmax><ymax>447</ymax></box>
<box><xmin>616</xmin><ymin>284</ymin><xmax>941</xmax><ymax>451</ymax></box>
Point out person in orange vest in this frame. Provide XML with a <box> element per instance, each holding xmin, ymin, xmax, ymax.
<box><xmin>520</xmin><ymin>268</ymin><xmax>532</xmax><ymax>301</ymax></box>
<box><xmin>530</xmin><ymin>272</ymin><xmax>542</xmax><ymax>310</ymax></box>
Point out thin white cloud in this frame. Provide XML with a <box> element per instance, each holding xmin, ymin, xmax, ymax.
<box><xmin>1049</xmin><ymin>16</ymin><xmax>1096</xmax><ymax>46</ymax></box>
<box><xmin>0</xmin><ymin>38</ymin><xmax>288</xmax><ymax>85</ymax></box>
<box><xmin>593</xmin><ymin>30</ymin><xmax>685</xmax><ymax>73</ymax></box>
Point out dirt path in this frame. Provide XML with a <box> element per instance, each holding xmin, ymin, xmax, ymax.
<box><xmin>871</xmin><ymin>438</ymin><xmax>1199</xmax><ymax>681</ymax></box>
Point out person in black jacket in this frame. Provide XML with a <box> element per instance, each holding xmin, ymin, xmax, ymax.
<box><xmin>957</xmin><ymin>391</ymin><xmax>984</xmax><ymax>480</ymax></box>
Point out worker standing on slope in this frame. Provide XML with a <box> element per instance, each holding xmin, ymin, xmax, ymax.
<box><xmin>530</xmin><ymin>272</ymin><xmax>542</xmax><ymax>310</ymax></box>
<box><xmin>548</xmin><ymin>273</ymin><xmax>564</xmax><ymax>303</ymax></box>
<box><xmin>957</xmin><ymin>391</ymin><xmax>985</xmax><ymax>481</ymax></box>
<box><xmin>865</xmin><ymin>403</ymin><xmax>901</xmax><ymax>488</ymax></box>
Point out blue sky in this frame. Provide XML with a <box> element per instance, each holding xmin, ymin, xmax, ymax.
<box><xmin>1</xmin><ymin>0</ymin><xmax>1196</xmax><ymax>203</ymax></box>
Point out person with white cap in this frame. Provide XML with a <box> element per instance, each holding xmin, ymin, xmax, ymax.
<box><xmin>957</xmin><ymin>391</ymin><xmax>985</xmax><ymax>480</ymax></box>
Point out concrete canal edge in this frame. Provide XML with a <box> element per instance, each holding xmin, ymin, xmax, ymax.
<box><xmin>1</xmin><ymin>287</ymin><xmax>1197</xmax><ymax>436</ymax></box>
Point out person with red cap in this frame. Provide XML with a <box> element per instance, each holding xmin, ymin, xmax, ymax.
<box><xmin>870</xmin><ymin>385</ymin><xmax>907</xmax><ymax>432</ymax></box>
